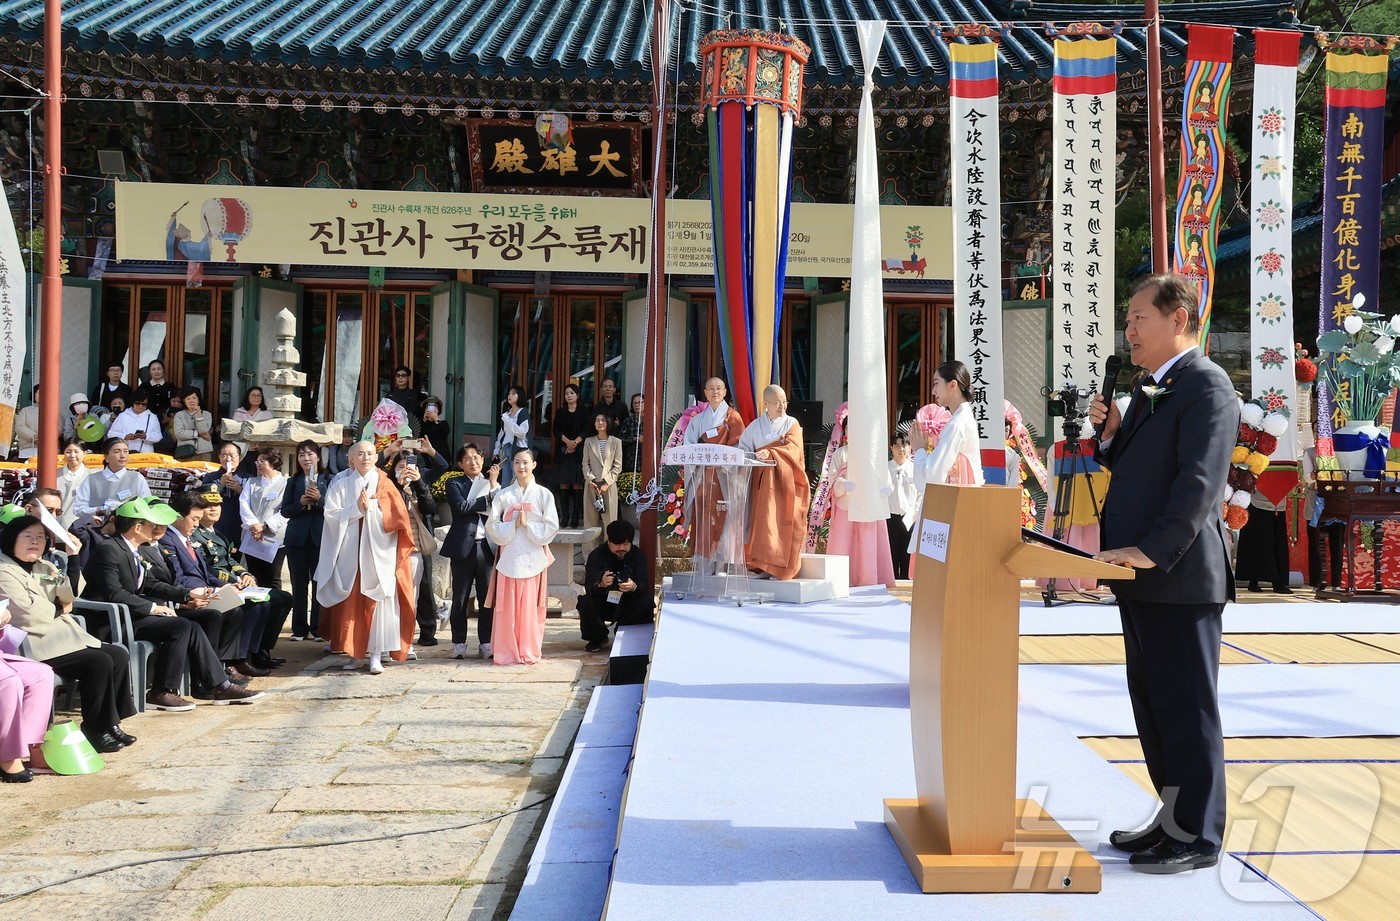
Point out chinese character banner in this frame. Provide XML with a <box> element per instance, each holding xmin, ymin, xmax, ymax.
<box><xmin>0</xmin><ymin>176</ymin><xmax>26</xmax><ymax>449</ymax></box>
<box><xmin>1250</xmin><ymin>29</ymin><xmax>1302</xmax><ymax>481</ymax></box>
<box><xmin>115</xmin><ymin>182</ymin><xmax>951</xmax><ymax>278</ymax></box>
<box><xmin>948</xmin><ymin>39</ymin><xmax>1007</xmax><ymax>483</ymax></box>
<box><xmin>1316</xmin><ymin>47</ymin><xmax>1391</xmax><ymax>448</ymax></box>
<box><xmin>1051</xmin><ymin>36</ymin><xmax>1116</xmax><ymax>398</ymax></box>
<box><xmin>1172</xmin><ymin>23</ymin><xmax>1234</xmax><ymax>335</ymax></box>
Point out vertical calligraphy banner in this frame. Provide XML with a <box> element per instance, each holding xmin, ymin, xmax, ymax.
<box><xmin>1051</xmin><ymin>33</ymin><xmax>1117</xmax><ymax>397</ymax></box>
<box><xmin>1316</xmin><ymin>42</ymin><xmax>1391</xmax><ymax>457</ymax></box>
<box><xmin>1042</xmin><ymin>29</ymin><xmax>1117</xmax><ymax>565</ymax></box>
<box><xmin>947</xmin><ymin>39</ymin><xmax>1007</xmax><ymax>483</ymax></box>
<box><xmin>1172</xmin><ymin>23</ymin><xmax>1234</xmax><ymax>337</ymax></box>
<box><xmin>0</xmin><ymin>176</ymin><xmax>27</xmax><ymax>452</ymax></box>
<box><xmin>1249</xmin><ymin>30</ymin><xmax>1302</xmax><ymax>495</ymax></box>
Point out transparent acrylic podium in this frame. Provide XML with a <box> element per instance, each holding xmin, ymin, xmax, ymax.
<box><xmin>664</xmin><ymin>443</ymin><xmax>775</xmax><ymax>605</ymax></box>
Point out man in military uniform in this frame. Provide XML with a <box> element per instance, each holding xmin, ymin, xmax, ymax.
<box><xmin>193</xmin><ymin>486</ymin><xmax>293</xmax><ymax>668</ymax></box>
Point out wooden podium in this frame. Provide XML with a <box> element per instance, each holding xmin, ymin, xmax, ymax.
<box><xmin>884</xmin><ymin>484</ymin><xmax>1133</xmax><ymax>894</ymax></box>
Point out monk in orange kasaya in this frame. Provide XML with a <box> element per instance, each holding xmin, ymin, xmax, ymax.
<box><xmin>739</xmin><ymin>385</ymin><xmax>810</xmax><ymax>581</ymax></box>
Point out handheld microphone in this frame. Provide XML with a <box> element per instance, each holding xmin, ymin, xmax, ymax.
<box><xmin>1092</xmin><ymin>355</ymin><xmax>1123</xmax><ymax>440</ymax></box>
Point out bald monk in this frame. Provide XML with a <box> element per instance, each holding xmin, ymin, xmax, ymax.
<box><xmin>683</xmin><ymin>377</ymin><xmax>744</xmax><ymax>574</ymax></box>
<box><xmin>316</xmin><ymin>440</ymin><xmax>417</xmax><ymax>674</ymax></box>
<box><xmin>739</xmin><ymin>385</ymin><xmax>811</xmax><ymax>580</ymax></box>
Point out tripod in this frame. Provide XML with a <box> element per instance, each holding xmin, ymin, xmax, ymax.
<box><xmin>1041</xmin><ymin>430</ymin><xmax>1107</xmax><ymax>607</ymax></box>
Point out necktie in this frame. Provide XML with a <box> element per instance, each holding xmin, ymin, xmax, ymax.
<box><xmin>133</xmin><ymin>552</ymin><xmax>144</xmax><ymax>589</ymax></box>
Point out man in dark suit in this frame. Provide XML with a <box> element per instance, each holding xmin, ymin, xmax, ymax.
<box><xmin>161</xmin><ymin>490</ymin><xmax>279</xmax><ymax>675</ymax></box>
<box><xmin>81</xmin><ymin>498</ymin><xmax>262</xmax><ymax>709</ymax></box>
<box><xmin>1089</xmin><ymin>273</ymin><xmax>1239</xmax><ymax>873</ymax></box>
<box><xmin>440</xmin><ymin>444</ymin><xmax>499</xmax><ymax>660</ymax></box>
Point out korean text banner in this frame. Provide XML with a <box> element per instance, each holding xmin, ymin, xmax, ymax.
<box><xmin>115</xmin><ymin>183</ymin><xmax>951</xmax><ymax>279</ymax></box>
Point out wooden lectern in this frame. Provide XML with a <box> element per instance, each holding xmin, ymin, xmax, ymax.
<box><xmin>884</xmin><ymin>483</ymin><xmax>1133</xmax><ymax>894</ymax></box>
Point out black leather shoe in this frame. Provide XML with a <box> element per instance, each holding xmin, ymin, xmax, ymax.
<box><xmin>418</xmin><ymin>635</ymin><xmax>439</xmax><ymax>646</ymax></box>
<box><xmin>85</xmin><ymin>730</ymin><xmax>125</xmax><ymax>753</ymax></box>
<box><xmin>111</xmin><ymin>727</ymin><xmax>137</xmax><ymax>746</ymax></box>
<box><xmin>1129</xmin><ymin>839</ymin><xmax>1219</xmax><ymax>874</ymax></box>
<box><xmin>231</xmin><ymin>660</ymin><xmax>270</xmax><ymax>678</ymax></box>
<box><xmin>250</xmin><ymin>651</ymin><xmax>283</xmax><ymax>669</ymax></box>
<box><xmin>1109</xmin><ymin>825</ymin><xmax>1166</xmax><ymax>853</ymax></box>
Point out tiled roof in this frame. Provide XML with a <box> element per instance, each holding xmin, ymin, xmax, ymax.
<box><xmin>0</xmin><ymin>0</ymin><xmax>1299</xmax><ymax>84</ymax></box>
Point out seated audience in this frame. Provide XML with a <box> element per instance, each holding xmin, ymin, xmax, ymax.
<box><xmin>12</xmin><ymin>385</ymin><xmax>39</xmax><ymax>459</ymax></box>
<box><xmin>58</xmin><ymin>439</ymin><xmax>91</xmax><ymax>528</ymax></box>
<box><xmin>0</xmin><ymin>516</ymin><xmax>136</xmax><ymax>754</ymax></box>
<box><xmin>185</xmin><ymin>489</ymin><xmax>290</xmax><ymax>671</ymax></box>
<box><xmin>71</xmin><ymin>438</ymin><xmax>152</xmax><ymax>519</ymax></box>
<box><xmin>81</xmin><ymin>498</ymin><xmax>261</xmax><ymax>709</ymax></box>
<box><xmin>107</xmin><ymin>389</ymin><xmax>163</xmax><ymax>454</ymax></box>
<box><xmin>172</xmin><ymin>387</ymin><xmax>214</xmax><ymax>461</ymax></box>
<box><xmin>0</xmin><ymin>605</ymin><xmax>55</xmax><ymax>782</ymax></box>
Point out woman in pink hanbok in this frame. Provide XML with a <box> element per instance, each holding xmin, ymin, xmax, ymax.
<box><xmin>807</xmin><ymin>403</ymin><xmax>895</xmax><ymax>588</ymax></box>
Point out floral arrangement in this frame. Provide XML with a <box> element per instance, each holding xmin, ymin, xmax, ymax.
<box><xmin>1315</xmin><ymin>293</ymin><xmax>1400</xmax><ymax>424</ymax></box>
<box><xmin>430</xmin><ymin>469</ymin><xmax>464</xmax><ymax>501</ymax></box>
<box><xmin>1222</xmin><ymin>398</ymin><xmax>1289</xmax><ymax>530</ymax></box>
<box><xmin>658</xmin><ymin>404</ymin><xmax>706</xmax><ymax>542</ymax></box>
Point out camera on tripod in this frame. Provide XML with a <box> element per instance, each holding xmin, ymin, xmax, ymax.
<box><xmin>1046</xmin><ymin>383</ymin><xmax>1094</xmax><ymax>444</ymax></box>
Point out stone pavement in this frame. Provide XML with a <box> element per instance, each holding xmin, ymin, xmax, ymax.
<box><xmin>0</xmin><ymin>619</ymin><xmax>607</xmax><ymax>921</ymax></box>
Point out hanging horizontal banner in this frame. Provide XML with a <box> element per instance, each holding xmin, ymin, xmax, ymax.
<box><xmin>1171</xmin><ymin>23</ymin><xmax>1235</xmax><ymax>336</ymax></box>
<box><xmin>115</xmin><ymin>182</ymin><xmax>951</xmax><ymax>278</ymax></box>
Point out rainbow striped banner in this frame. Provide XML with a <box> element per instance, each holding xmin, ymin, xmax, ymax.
<box><xmin>947</xmin><ymin>40</ymin><xmax>1007</xmax><ymax>483</ymax></box>
<box><xmin>1172</xmin><ymin>23</ymin><xmax>1234</xmax><ymax>337</ymax></box>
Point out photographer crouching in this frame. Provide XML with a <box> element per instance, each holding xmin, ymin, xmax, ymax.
<box><xmin>579</xmin><ymin>520</ymin><xmax>654</xmax><ymax>652</ymax></box>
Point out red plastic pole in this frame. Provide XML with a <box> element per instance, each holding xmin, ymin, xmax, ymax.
<box><xmin>37</xmin><ymin>0</ymin><xmax>62</xmax><ymax>488</ymax></box>
<box><xmin>1146</xmin><ymin>0</ymin><xmax>1169</xmax><ymax>273</ymax></box>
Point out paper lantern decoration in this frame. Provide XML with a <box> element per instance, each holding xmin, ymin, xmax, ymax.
<box><xmin>699</xmin><ymin>29</ymin><xmax>809</xmax><ymax>420</ymax></box>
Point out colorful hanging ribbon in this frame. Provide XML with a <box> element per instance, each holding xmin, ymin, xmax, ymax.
<box><xmin>1172</xmin><ymin>23</ymin><xmax>1234</xmax><ymax>337</ymax></box>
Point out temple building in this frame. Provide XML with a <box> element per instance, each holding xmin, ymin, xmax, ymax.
<box><xmin>0</xmin><ymin>0</ymin><xmax>1302</xmax><ymax>447</ymax></box>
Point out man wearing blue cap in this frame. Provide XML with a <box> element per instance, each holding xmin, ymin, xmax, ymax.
<box><xmin>82</xmin><ymin>498</ymin><xmax>262</xmax><ymax>709</ymax></box>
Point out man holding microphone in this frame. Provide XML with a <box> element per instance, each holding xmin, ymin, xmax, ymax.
<box><xmin>1088</xmin><ymin>273</ymin><xmax>1239</xmax><ymax>874</ymax></box>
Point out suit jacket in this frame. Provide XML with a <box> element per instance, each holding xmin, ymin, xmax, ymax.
<box><xmin>1096</xmin><ymin>348</ymin><xmax>1240</xmax><ymax>604</ymax></box>
<box><xmin>160</xmin><ymin>529</ymin><xmax>223</xmax><ymax>589</ymax></box>
<box><xmin>440</xmin><ymin>475</ymin><xmax>498</xmax><ymax>560</ymax></box>
<box><xmin>280</xmin><ymin>471</ymin><xmax>333</xmax><ymax>548</ymax></box>
<box><xmin>81</xmin><ymin>534</ymin><xmax>189</xmax><ymax>616</ymax></box>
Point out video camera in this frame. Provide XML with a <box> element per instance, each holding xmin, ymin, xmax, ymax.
<box><xmin>1046</xmin><ymin>383</ymin><xmax>1094</xmax><ymax>445</ymax></box>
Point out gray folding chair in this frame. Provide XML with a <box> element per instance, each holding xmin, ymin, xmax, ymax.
<box><xmin>73</xmin><ymin>599</ymin><xmax>155</xmax><ymax>713</ymax></box>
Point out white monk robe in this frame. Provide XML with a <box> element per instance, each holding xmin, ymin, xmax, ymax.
<box><xmin>485</xmin><ymin>481</ymin><xmax>560</xmax><ymax>666</ymax></box>
<box><xmin>316</xmin><ymin>466</ymin><xmax>416</xmax><ymax>661</ymax></box>
<box><xmin>682</xmin><ymin>400</ymin><xmax>745</xmax><ymax>565</ymax></box>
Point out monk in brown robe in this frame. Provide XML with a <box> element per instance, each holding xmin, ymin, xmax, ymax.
<box><xmin>683</xmin><ymin>377</ymin><xmax>745</xmax><ymax>570</ymax></box>
<box><xmin>739</xmin><ymin>385</ymin><xmax>810</xmax><ymax>580</ymax></box>
<box><xmin>316</xmin><ymin>441</ymin><xmax>417</xmax><ymax>674</ymax></box>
